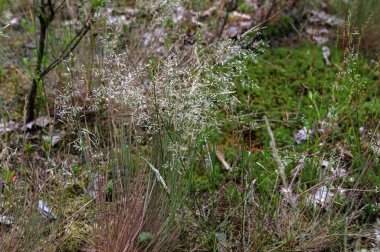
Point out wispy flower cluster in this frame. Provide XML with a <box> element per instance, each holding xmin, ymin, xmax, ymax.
<box><xmin>56</xmin><ymin>0</ymin><xmax>262</xmax><ymax>169</ymax></box>
<box><xmin>91</xmin><ymin>38</ymin><xmax>257</xmax><ymax>163</ymax></box>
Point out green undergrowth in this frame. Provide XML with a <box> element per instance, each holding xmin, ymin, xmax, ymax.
<box><xmin>204</xmin><ymin>42</ymin><xmax>378</xmax><ymax>159</ymax></box>
<box><xmin>184</xmin><ymin>43</ymin><xmax>380</xmax><ymax>250</ymax></box>
<box><xmin>233</xmin><ymin>43</ymin><xmax>377</xmax><ymax>143</ymax></box>
<box><xmin>2</xmin><ymin>40</ymin><xmax>378</xmax><ymax>250</ymax></box>
<box><xmin>2</xmin><ymin>2</ymin><xmax>380</xmax><ymax>248</ymax></box>
<box><xmin>196</xmin><ymin>42</ymin><xmax>379</xmax><ymax>194</ymax></box>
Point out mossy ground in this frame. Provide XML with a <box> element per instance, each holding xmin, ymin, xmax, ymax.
<box><xmin>1</xmin><ymin>1</ymin><xmax>380</xmax><ymax>250</ymax></box>
<box><xmin>186</xmin><ymin>42</ymin><xmax>379</xmax><ymax>250</ymax></box>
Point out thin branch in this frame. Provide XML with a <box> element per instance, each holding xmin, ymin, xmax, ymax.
<box><xmin>243</xmin><ymin>0</ymin><xmax>295</xmax><ymax>48</ymax></box>
<box><xmin>216</xmin><ymin>0</ymin><xmax>238</xmax><ymax>40</ymax></box>
<box><xmin>264</xmin><ymin>116</ymin><xmax>296</xmax><ymax>208</ymax></box>
<box><xmin>41</xmin><ymin>17</ymin><xmax>92</xmax><ymax>77</ymax></box>
<box><xmin>54</xmin><ymin>0</ymin><xmax>66</xmax><ymax>12</ymax></box>
<box><xmin>27</xmin><ymin>1</ymin><xmax>95</xmax><ymax>122</ymax></box>
<box><xmin>244</xmin><ymin>0</ymin><xmax>277</xmax><ymax>48</ymax></box>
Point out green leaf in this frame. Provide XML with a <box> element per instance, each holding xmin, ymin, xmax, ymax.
<box><xmin>138</xmin><ymin>232</ymin><xmax>153</xmax><ymax>244</ymax></box>
<box><xmin>90</xmin><ymin>0</ymin><xmax>106</xmax><ymax>8</ymax></box>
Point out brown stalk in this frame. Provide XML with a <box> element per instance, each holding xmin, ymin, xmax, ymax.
<box><xmin>215</xmin><ymin>0</ymin><xmax>238</xmax><ymax>40</ymax></box>
<box><xmin>26</xmin><ymin>1</ymin><xmax>95</xmax><ymax>122</ymax></box>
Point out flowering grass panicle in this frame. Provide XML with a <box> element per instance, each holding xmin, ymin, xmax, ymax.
<box><xmin>89</xmin><ymin>36</ymin><xmax>259</xmax><ymax>166</ymax></box>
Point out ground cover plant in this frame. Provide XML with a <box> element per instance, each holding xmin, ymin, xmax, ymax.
<box><xmin>0</xmin><ymin>0</ymin><xmax>379</xmax><ymax>251</ymax></box>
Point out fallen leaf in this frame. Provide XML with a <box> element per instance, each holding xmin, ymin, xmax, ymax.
<box><xmin>143</xmin><ymin>158</ymin><xmax>168</xmax><ymax>192</ymax></box>
<box><xmin>293</xmin><ymin>127</ymin><xmax>313</xmax><ymax>144</ymax></box>
<box><xmin>0</xmin><ymin>120</ymin><xmax>19</xmax><ymax>133</ymax></box>
<box><xmin>310</xmin><ymin>185</ymin><xmax>334</xmax><ymax>208</ymax></box>
<box><xmin>38</xmin><ymin>200</ymin><xmax>57</xmax><ymax>220</ymax></box>
<box><xmin>123</xmin><ymin>7</ymin><xmax>136</xmax><ymax>17</ymax></box>
<box><xmin>42</xmin><ymin>130</ymin><xmax>66</xmax><ymax>146</ymax></box>
<box><xmin>309</xmin><ymin>10</ymin><xmax>343</xmax><ymax>27</ymax></box>
<box><xmin>322</xmin><ymin>46</ymin><xmax>331</xmax><ymax>66</ymax></box>
<box><xmin>216</xmin><ymin>146</ymin><xmax>231</xmax><ymax>170</ymax></box>
<box><xmin>330</xmin><ymin>167</ymin><xmax>347</xmax><ymax>178</ymax></box>
<box><xmin>321</xmin><ymin>160</ymin><xmax>329</xmax><ymax>168</ymax></box>
<box><xmin>172</xmin><ymin>5</ymin><xmax>186</xmax><ymax>23</ymax></box>
<box><xmin>0</xmin><ymin>147</ymin><xmax>10</xmax><ymax>161</ymax></box>
<box><xmin>222</xmin><ymin>21</ymin><xmax>251</xmax><ymax>39</ymax></box>
<box><xmin>0</xmin><ymin>214</ymin><xmax>13</xmax><ymax>226</ymax></box>
<box><xmin>305</xmin><ymin>27</ymin><xmax>330</xmax><ymax>45</ymax></box>
<box><xmin>201</xmin><ymin>6</ymin><xmax>217</xmax><ymax>18</ymax></box>
<box><xmin>229</xmin><ymin>11</ymin><xmax>251</xmax><ymax>22</ymax></box>
<box><xmin>23</xmin><ymin>116</ymin><xmax>53</xmax><ymax>130</ymax></box>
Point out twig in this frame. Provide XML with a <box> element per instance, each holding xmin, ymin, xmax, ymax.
<box><xmin>264</xmin><ymin>116</ymin><xmax>296</xmax><ymax>208</ymax></box>
<box><xmin>243</xmin><ymin>0</ymin><xmax>296</xmax><ymax>49</ymax></box>
<box><xmin>215</xmin><ymin>0</ymin><xmax>238</xmax><ymax>40</ymax></box>
<box><xmin>26</xmin><ymin>1</ymin><xmax>95</xmax><ymax>122</ymax></box>
<box><xmin>54</xmin><ymin>0</ymin><xmax>66</xmax><ymax>12</ymax></box>
<box><xmin>26</xmin><ymin>0</ymin><xmax>56</xmax><ymax>122</ymax></box>
<box><xmin>244</xmin><ymin>0</ymin><xmax>277</xmax><ymax>48</ymax></box>
<box><xmin>42</xmin><ymin>17</ymin><xmax>93</xmax><ymax>76</ymax></box>
<box><xmin>216</xmin><ymin>146</ymin><xmax>231</xmax><ymax>170</ymax></box>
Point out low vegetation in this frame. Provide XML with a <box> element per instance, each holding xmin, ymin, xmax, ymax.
<box><xmin>0</xmin><ymin>0</ymin><xmax>379</xmax><ymax>251</ymax></box>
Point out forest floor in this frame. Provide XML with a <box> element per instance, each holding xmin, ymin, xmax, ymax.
<box><xmin>0</xmin><ymin>1</ymin><xmax>380</xmax><ymax>251</ymax></box>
